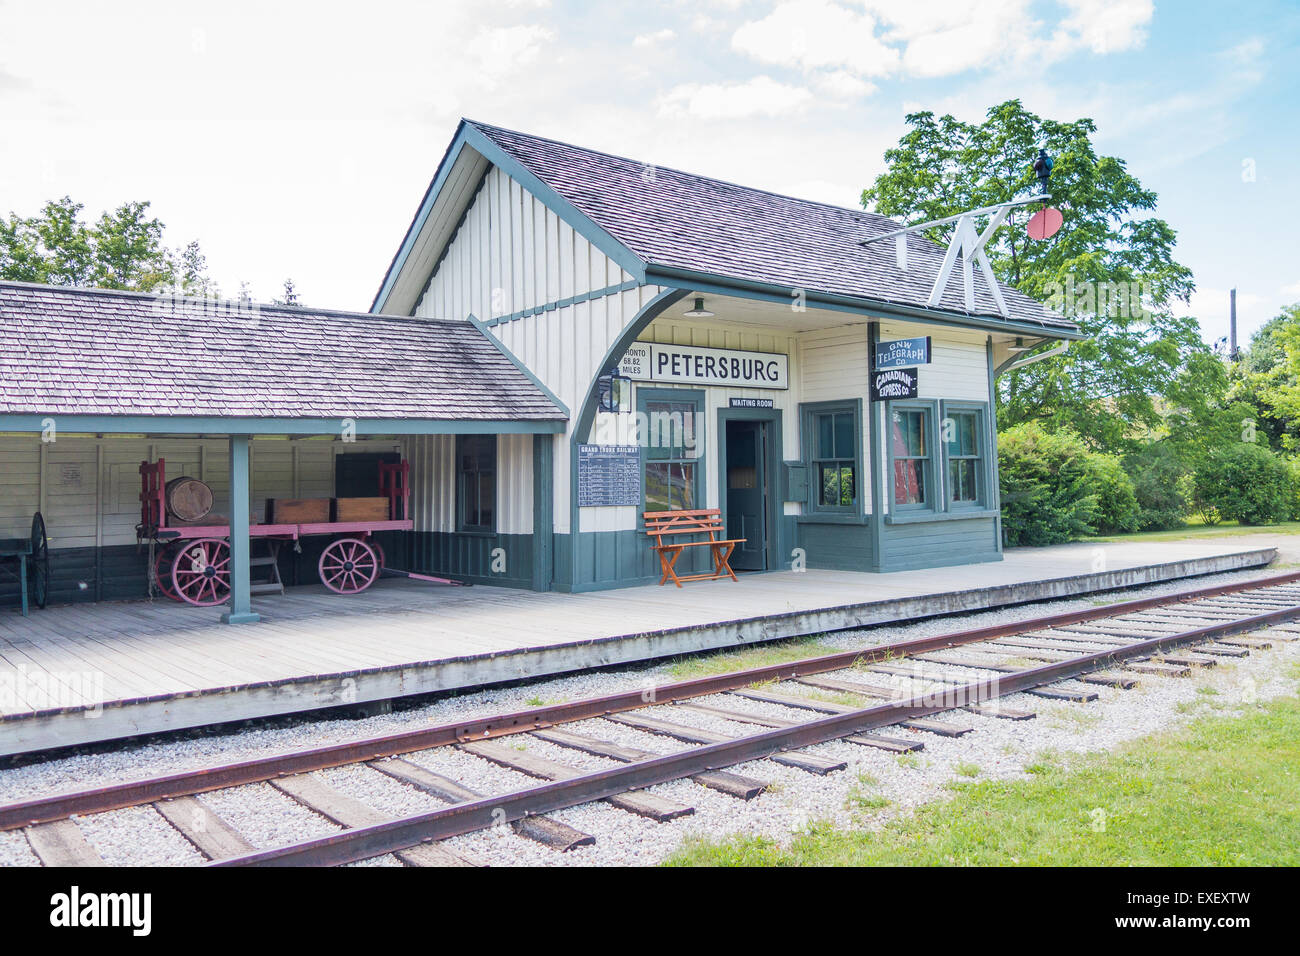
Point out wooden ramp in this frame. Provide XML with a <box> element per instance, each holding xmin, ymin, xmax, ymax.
<box><xmin>0</xmin><ymin>541</ymin><xmax>1278</xmax><ymax>756</ymax></box>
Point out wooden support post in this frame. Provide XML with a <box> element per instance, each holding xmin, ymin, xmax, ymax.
<box><xmin>221</xmin><ymin>434</ymin><xmax>260</xmax><ymax>625</ymax></box>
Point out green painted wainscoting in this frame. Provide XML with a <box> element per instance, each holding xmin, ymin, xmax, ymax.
<box><xmin>409</xmin><ymin>531</ymin><xmax>535</xmax><ymax>589</ymax></box>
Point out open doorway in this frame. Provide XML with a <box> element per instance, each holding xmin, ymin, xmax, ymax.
<box><xmin>723</xmin><ymin>418</ymin><xmax>771</xmax><ymax>571</ymax></box>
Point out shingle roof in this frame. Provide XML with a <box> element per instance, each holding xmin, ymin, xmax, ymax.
<box><xmin>469</xmin><ymin>120</ymin><xmax>1076</xmax><ymax>334</ymax></box>
<box><xmin>0</xmin><ymin>282</ymin><xmax>566</xmax><ymax>421</ymax></box>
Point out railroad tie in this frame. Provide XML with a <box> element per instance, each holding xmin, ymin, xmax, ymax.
<box><xmin>458</xmin><ymin>739</ymin><xmax>695</xmax><ymax>821</ymax></box>
<box><xmin>588</xmin><ymin>714</ymin><xmax>844</xmax><ymax>776</ymax></box>
<box><xmin>369</xmin><ymin>757</ymin><xmax>595</xmax><ymax>852</ymax></box>
<box><xmin>728</xmin><ymin>686</ymin><xmax>974</xmax><ymax>737</ymax></box>
<box><xmin>270</xmin><ymin>773</ymin><xmax>481</xmax><ymax>867</ymax></box>
<box><xmin>24</xmin><ymin>819</ymin><xmax>104</xmax><ymax>867</ymax></box>
<box><xmin>155</xmin><ymin>795</ymin><xmax>255</xmax><ymax>861</ymax></box>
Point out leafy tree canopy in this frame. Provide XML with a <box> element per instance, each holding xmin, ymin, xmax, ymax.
<box><xmin>862</xmin><ymin>100</ymin><xmax>1213</xmax><ymax>451</ymax></box>
<box><xmin>0</xmin><ymin>196</ymin><xmax>211</xmax><ymax>295</ymax></box>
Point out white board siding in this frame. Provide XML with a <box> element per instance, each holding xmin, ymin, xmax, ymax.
<box><xmin>407</xmin><ymin>434</ymin><xmax>533</xmax><ymax>536</ymax></box>
<box><xmin>417</xmin><ymin>166</ymin><xmax>630</xmax><ymax>325</ymax></box>
<box><xmin>0</xmin><ymin>436</ymin><xmax>399</xmax><ymax>549</ymax></box>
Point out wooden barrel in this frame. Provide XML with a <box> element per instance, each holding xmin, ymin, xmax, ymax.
<box><xmin>165</xmin><ymin>476</ymin><xmax>214</xmax><ymax>522</ymax></box>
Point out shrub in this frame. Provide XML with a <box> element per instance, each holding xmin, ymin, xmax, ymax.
<box><xmin>1193</xmin><ymin>443</ymin><xmax>1292</xmax><ymax>525</ymax></box>
<box><xmin>998</xmin><ymin>423</ymin><xmax>1101</xmax><ymax>546</ymax></box>
<box><xmin>1082</xmin><ymin>452</ymin><xmax>1141</xmax><ymax>534</ymax></box>
<box><xmin>1123</xmin><ymin>443</ymin><xmax>1191</xmax><ymax>531</ymax></box>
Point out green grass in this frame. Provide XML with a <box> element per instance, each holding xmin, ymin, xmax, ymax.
<box><xmin>665</xmin><ymin>636</ymin><xmax>841</xmax><ymax>681</ymax></box>
<box><xmin>1081</xmin><ymin>519</ymin><xmax>1300</xmax><ymax>545</ymax></box>
<box><xmin>664</xmin><ymin>687</ymin><xmax>1300</xmax><ymax>866</ymax></box>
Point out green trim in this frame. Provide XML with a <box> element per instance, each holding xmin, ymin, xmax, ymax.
<box><xmin>939</xmin><ymin>399</ymin><xmax>993</xmax><ymax>512</ymax></box>
<box><xmin>643</xmin><ymin>265</ymin><xmax>1084</xmax><ymax>342</ymax></box>
<box><xmin>884</xmin><ymin>508</ymin><xmax>1000</xmax><ymax>525</ymax></box>
<box><xmin>716</xmin><ymin>405</ymin><xmax>785</xmax><ymax>572</ymax></box>
<box><xmin>884</xmin><ymin>399</ymin><xmax>942</xmax><ymax>515</ymax></box>
<box><xmin>987</xmin><ymin>338</ymin><xmax>1004</xmax><ymax>553</ymax></box>
<box><xmin>455</xmin><ymin>434</ymin><xmax>497</xmax><ymax>533</ymax></box>
<box><xmin>637</xmin><ymin>386</ymin><xmax>706</xmax><ymax>520</ymax></box>
<box><xmin>0</xmin><ymin>414</ymin><xmax>566</xmax><ymax>436</ymax></box>
<box><xmin>466</xmin><ymin>314</ymin><xmax>570</xmax><ymax>415</ymax></box>
<box><xmin>799</xmin><ymin>399</ymin><xmax>865</xmax><ymax>518</ymax></box>
<box><xmin>532</xmin><ymin>433</ymin><xmax>554</xmax><ymax>591</ymax></box>
<box><xmin>867</xmin><ymin>321</ymin><xmax>883</xmax><ymax>568</ymax></box>
<box><xmin>220</xmin><ymin>434</ymin><xmax>260</xmax><ymax>625</ymax></box>
<box><xmin>482</xmin><ymin>280</ymin><xmax>641</xmax><ymax>328</ymax></box>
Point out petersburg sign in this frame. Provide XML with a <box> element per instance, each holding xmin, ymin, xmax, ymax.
<box><xmin>871</xmin><ymin>367</ymin><xmax>919</xmax><ymax>401</ymax></box>
<box><xmin>619</xmin><ymin>343</ymin><xmax>788</xmax><ymax>389</ymax></box>
<box><xmin>874</xmin><ymin>336</ymin><xmax>931</xmax><ymax>370</ymax></box>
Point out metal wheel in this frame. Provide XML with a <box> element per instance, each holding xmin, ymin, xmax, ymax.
<box><xmin>153</xmin><ymin>542</ymin><xmax>183</xmax><ymax>602</ymax></box>
<box><xmin>171</xmin><ymin>538</ymin><xmax>232</xmax><ymax>607</ymax></box>
<box><xmin>29</xmin><ymin>512</ymin><xmax>49</xmax><ymax>610</ymax></box>
<box><xmin>318</xmin><ymin>537</ymin><xmax>379</xmax><ymax>595</ymax></box>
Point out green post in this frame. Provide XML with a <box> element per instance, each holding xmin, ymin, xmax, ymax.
<box><xmin>221</xmin><ymin>434</ymin><xmax>260</xmax><ymax>625</ymax></box>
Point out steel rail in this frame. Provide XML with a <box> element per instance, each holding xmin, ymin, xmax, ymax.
<box><xmin>216</xmin><ymin>599</ymin><xmax>1300</xmax><ymax>866</ymax></box>
<box><xmin>3</xmin><ymin>569</ymin><xmax>1299</xmax><ymax>831</ymax></box>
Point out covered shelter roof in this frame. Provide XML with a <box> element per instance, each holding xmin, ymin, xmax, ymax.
<box><xmin>0</xmin><ymin>281</ymin><xmax>567</xmax><ymax>434</ymax></box>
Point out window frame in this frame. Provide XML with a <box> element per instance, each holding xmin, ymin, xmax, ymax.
<box><xmin>456</xmin><ymin>434</ymin><xmax>497</xmax><ymax>533</ymax></box>
<box><xmin>886</xmin><ymin>399</ymin><xmax>940</xmax><ymax>514</ymax></box>
<box><xmin>636</xmin><ymin>387</ymin><xmax>706</xmax><ymax>520</ymax></box>
<box><xmin>800</xmin><ymin>399</ymin><xmax>864</xmax><ymax>520</ymax></box>
<box><xmin>940</xmin><ymin>400</ymin><xmax>989</xmax><ymax>511</ymax></box>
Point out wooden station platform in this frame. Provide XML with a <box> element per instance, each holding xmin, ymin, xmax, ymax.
<box><xmin>0</xmin><ymin>540</ymin><xmax>1279</xmax><ymax>756</ymax></box>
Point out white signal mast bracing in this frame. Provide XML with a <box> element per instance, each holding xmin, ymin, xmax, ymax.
<box><xmin>859</xmin><ymin>194</ymin><xmax>1049</xmax><ymax>318</ymax></box>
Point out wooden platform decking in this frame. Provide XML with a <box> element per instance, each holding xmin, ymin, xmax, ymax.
<box><xmin>0</xmin><ymin>540</ymin><xmax>1279</xmax><ymax>756</ymax></box>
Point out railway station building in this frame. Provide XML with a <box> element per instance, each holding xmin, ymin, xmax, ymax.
<box><xmin>0</xmin><ymin>119</ymin><xmax>1081</xmax><ymax>619</ymax></box>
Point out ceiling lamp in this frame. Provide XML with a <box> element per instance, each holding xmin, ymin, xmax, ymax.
<box><xmin>682</xmin><ymin>296</ymin><xmax>714</xmax><ymax>318</ymax></box>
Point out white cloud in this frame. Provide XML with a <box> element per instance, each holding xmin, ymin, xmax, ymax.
<box><xmin>814</xmin><ymin>69</ymin><xmax>876</xmax><ymax>100</ymax></box>
<box><xmin>633</xmin><ymin>29</ymin><xmax>676</xmax><ymax>48</ymax></box>
<box><xmin>1048</xmin><ymin>0</ymin><xmax>1154</xmax><ymax>56</ymax></box>
<box><xmin>656</xmin><ymin>75</ymin><xmax>815</xmax><ymax>119</ymax></box>
<box><xmin>472</xmin><ymin>24</ymin><xmax>555</xmax><ymax>86</ymax></box>
<box><xmin>730</xmin><ymin>0</ymin><xmax>1154</xmax><ymax>82</ymax></box>
<box><xmin>731</xmin><ymin>1</ymin><xmax>900</xmax><ymax>78</ymax></box>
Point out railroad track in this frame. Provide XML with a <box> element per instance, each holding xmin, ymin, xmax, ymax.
<box><xmin>4</xmin><ymin>571</ymin><xmax>1300</xmax><ymax>867</ymax></box>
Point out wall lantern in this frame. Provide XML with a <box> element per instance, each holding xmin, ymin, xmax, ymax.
<box><xmin>597</xmin><ymin>366</ymin><xmax>631</xmax><ymax>413</ymax></box>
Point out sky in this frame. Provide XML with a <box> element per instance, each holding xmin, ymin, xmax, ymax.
<box><xmin>1</xmin><ymin>0</ymin><xmax>1297</xmax><ymax>345</ymax></box>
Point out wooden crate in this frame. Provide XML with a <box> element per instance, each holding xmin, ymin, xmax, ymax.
<box><xmin>333</xmin><ymin>497</ymin><xmax>390</xmax><ymax>522</ymax></box>
<box><xmin>266</xmin><ymin>498</ymin><xmax>330</xmax><ymax>524</ymax></box>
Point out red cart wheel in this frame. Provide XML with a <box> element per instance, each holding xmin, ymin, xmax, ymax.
<box><xmin>172</xmin><ymin>538</ymin><xmax>232</xmax><ymax>606</ymax></box>
<box><xmin>318</xmin><ymin>537</ymin><xmax>379</xmax><ymax>594</ymax></box>
<box><xmin>372</xmin><ymin>541</ymin><xmax>386</xmax><ymax>570</ymax></box>
<box><xmin>153</xmin><ymin>543</ymin><xmax>183</xmax><ymax>602</ymax></box>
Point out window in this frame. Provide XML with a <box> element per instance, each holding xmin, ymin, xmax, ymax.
<box><xmin>891</xmin><ymin>406</ymin><xmax>932</xmax><ymax>509</ymax></box>
<box><xmin>812</xmin><ymin>409</ymin><xmax>856</xmax><ymax>511</ymax></box>
<box><xmin>946</xmin><ymin>409</ymin><xmax>982</xmax><ymax>506</ymax></box>
<box><xmin>457</xmin><ymin>435</ymin><xmax>496</xmax><ymax>531</ymax></box>
<box><xmin>641</xmin><ymin>393</ymin><xmax>702</xmax><ymax>513</ymax></box>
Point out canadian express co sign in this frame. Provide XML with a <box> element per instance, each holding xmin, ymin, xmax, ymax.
<box><xmin>618</xmin><ymin>343</ymin><xmax>788</xmax><ymax>390</ymax></box>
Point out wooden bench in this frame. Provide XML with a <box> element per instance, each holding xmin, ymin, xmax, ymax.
<box><xmin>644</xmin><ymin>509</ymin><xmax>746</xmax><ymax>587</ymax></box>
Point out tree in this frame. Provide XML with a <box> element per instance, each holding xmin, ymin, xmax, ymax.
<box><xmin>1229</xmin><ymin>304</ymin><xmax>1300</xmax><ymax>451</ymax></box>
<box><xmin>861</xmin><ymin>100</ymin><xmax>1211</xmax><ymax>451</ymax></box>
<box><xmin>0</xmin><ymin>196</ymin><xmax>210</xmax><ymax>294</ymax></box>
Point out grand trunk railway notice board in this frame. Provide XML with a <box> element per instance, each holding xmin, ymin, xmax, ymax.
<box><xmin>578</xmin><ymin>445</ymin><xmax>641</xmax><ymax>507</ymax></box>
